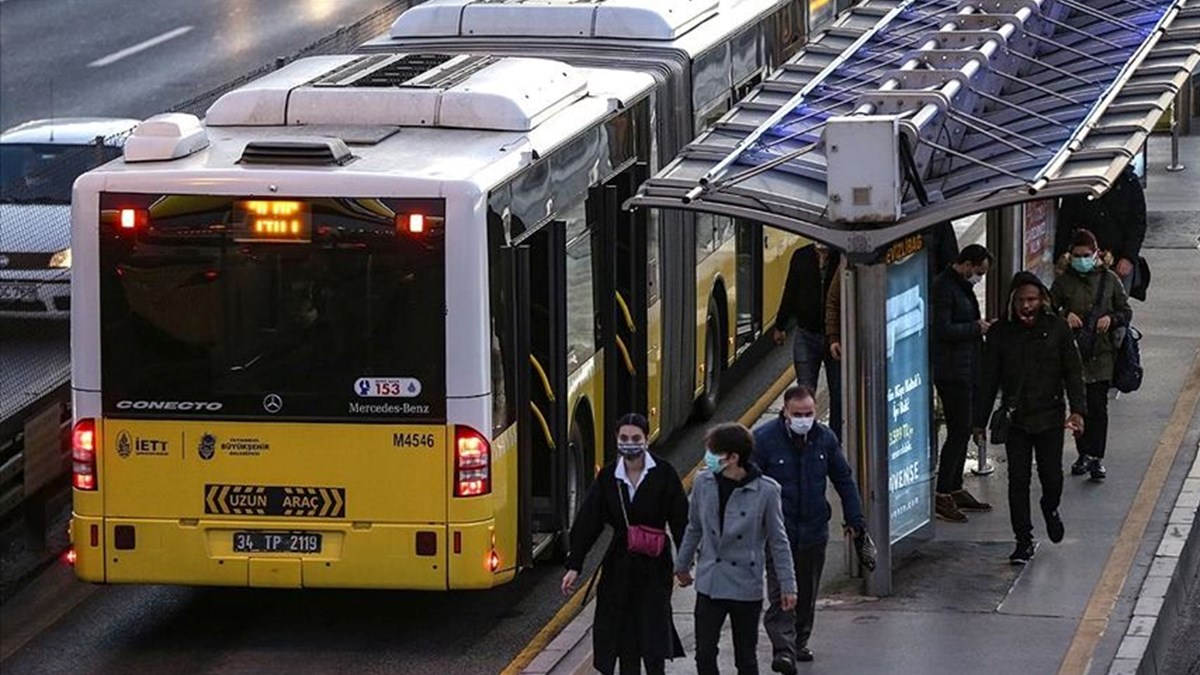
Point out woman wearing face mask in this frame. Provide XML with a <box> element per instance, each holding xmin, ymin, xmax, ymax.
<box><xmin>561</xmin><ymin>413</ymin><xmax>689</xmax><ymax>675</ymax></box>
<box><xmin>1051</xmin><ymin>228</ymin><xmax>1132</xmax><ymax>482</ymax></box>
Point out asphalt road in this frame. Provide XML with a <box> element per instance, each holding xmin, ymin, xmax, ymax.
<box><xmin>0</xmin><ymin>0</ymin><xmax>397</xmax><ymax>130</ymax></box>
<box><xmin>0</xmin><ymin>343</ymin><xmax>794</xmax><ymax>675</ymax></box>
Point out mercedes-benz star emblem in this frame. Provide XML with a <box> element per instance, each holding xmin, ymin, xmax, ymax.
<box><xmin>262</xmin><ymin>393</ymin><xmax>283</xmax><ymax>414</ymax></box>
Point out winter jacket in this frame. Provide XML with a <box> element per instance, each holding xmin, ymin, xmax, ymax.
<box><xmin>976</xmin><ymin>272</ymin><xmax>1087</xmax><ymax>434</ymax></box>
<box><xmin>1050</xmin><ymin>254</ymin><xmax>1132</xmax><ymax>384</ymax></box>
<box><xmin>754</xmin><ymin>418</ymin><xmax>866</xmax><ymax>548</ymax></box>
<box><xmin>931</xmin><ymin>267</ymin><xmax>984</xmax><ymax>384</ymax></box>
<box><xmin>566</xmin><ymin>455</ymin><xmax>688</xmax><ymax>673</ymax></box>
<box><xmin>825</xmin><ymin>258</ymin><xmax>844</xmax><ymax>345</ymax></box>
<box><xmin>675</xmin><ymin>464</ymin><xmax>796</xmax><ymax>602</ymax></box>
<box><xmin>1055</xmin><ymin>165</ymin><xmax>1147</xmax><ymax>264</ymax></box>
<box><xmin>773</xmin><ymin>246</ymin><xmax>840</xmax><ymax>336</ymax></box>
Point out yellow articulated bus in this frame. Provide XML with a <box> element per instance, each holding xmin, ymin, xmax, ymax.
<box><xmin>68</xmin><ymin>0</ymin><xmax>812</xmax><ymax>590</ymax></box>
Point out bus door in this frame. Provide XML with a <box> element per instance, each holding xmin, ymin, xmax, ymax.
<box><xmin>595</xmin><ymin>164</ymin><xmax>649</xmax><ymax>447</ymax></box>
<box><xmin>735</xmin><ymin>221</ymin><xmax>764</xmax><ymax>355</ymax></box>
<box><xmin>513</xmin><ymin>223</ymin><xmax>569</xmax><ymax>554</ymax></box>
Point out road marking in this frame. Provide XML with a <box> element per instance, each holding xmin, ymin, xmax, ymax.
<box><xmin>1058</xmin><ymin>349</ymin><xmax>1200</xmax><ymax>675</ymax></box>
<box><xmin>88</xmin><ymin>25</ymin><xmax>194</xmax><ymax>68</ymax></box>
<box><xmin>500</xmin><ymin>364</ymin><xmax>797</xmax><ymax>675</ymax></box>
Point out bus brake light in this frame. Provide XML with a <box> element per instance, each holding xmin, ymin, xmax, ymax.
<box><xmin>72</xmin><ymin>419</ymin><xmax>98</xmax><ymax>491</ymax></box>
<box><xmin>407</xmin><ymin>214</ymin><xmax>425</xmax><ymax>233</ymax></box>
<box><xmin>454</xmin><ymin>426</ymin><xmax>491</xmax><ymax>497</ymax></box>
<box><xmin>119</xmin><ymin>208</ymin><xmax>148</xmax><ymax>230</ymax></box>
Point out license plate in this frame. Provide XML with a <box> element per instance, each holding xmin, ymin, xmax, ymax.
<box><xmin>232</xmin><ymin>531</ymin><xmax>322</xmax><ymax>553</ymax></box>
<box><xmin>0</xmin><ymin>283</ymin><xmax>36</xmax><ymax>301</ymax></box>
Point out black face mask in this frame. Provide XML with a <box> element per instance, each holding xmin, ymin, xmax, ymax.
<box><xmin>617</xmin><ymin>442</ymin><xmax>647</xmax><ymax>458</ymax></box>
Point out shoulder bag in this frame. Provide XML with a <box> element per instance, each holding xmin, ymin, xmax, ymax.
<box><xmin>618</xmin><ymin>482</ymin><xmax>667</xmax><ymax>558</ymax></box>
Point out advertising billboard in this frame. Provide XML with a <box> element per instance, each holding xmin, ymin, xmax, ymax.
<box><xmin>884</xmin><ymin>244</ymin><xmax>932</xmax><ymax>544</ymax></box>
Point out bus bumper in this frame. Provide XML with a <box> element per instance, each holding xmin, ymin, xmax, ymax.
<box><xmin>68</xmin><ymin>515</ymin><xmax>515</xmax><ymax>589</ymax></box>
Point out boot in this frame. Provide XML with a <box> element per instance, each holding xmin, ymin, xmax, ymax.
<box><xmin>1088</xmin><ymin>458</ymin><xmax>1107</xmax><ymax>482</ymax></box>
<box><xmin>1071</xmin><ymin>454</ymin><xmax>1090</xmax><ymax>476</ymax></box>
<box><xmin>952</xmin><ymin>488</ymin><xmax>992</xmax><ymax>512</ymax></box>
<box><xmin>936</xmin><ymin>493</ymin><xmax>968</xmax><ymax>523</ymax></box>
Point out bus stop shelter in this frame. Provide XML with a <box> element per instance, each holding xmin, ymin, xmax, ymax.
<box><xmin>628</xmin><ymin>0</ymin><xmax>1200</xmax><ymax>594</ymax></box>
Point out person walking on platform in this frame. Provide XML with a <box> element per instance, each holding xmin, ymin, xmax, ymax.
<box><xmin>975</xmin><ymin>272</ymin><xmax>1086</xmax><ymax>565</ymax></box>
<box><xmin>754</xmin><ymin>385</ymin><xmax>867</xmax><ymax>672</ymax></box>
<box><xmin>931</xmin><ymin>244</ymin><xmax>995</xmax><ymax>523</ymax></box>
<box><xmin>772</xmin><ymin>243</ymin><xmax>843</xmax><ymax>440</ymax></box>
<box><xmin>1055</xmin><ymin>164</ymin><xmax>1148</xmax><ymax>295</ymax></box>
<box><xmin>562</xmin><ymin>413</ymin><xmax>689</xmax><ymax>675</ymax></box>
<box><xmin>1051</xmin><ymin>229</ymin><xmax>1132</xmax><ymax>483</ymax></box>
<box><xmin>675</xmin><ymin>422</ymin><xmax>797</xmax><ymax>675</ymax></box>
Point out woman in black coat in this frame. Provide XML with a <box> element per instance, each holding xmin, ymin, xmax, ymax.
<box><xmin>561</xmin><ymin>413</ymin><xmax>689</xmax><ymax>675</ymax></box>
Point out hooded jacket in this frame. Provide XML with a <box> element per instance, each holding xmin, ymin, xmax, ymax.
<box><xmin>1050</xmin><ymin>252</ymin><xmax>1132</xmax><ymax>384</ymax></box>
<box><xmin>975</xmin><ymin>272</ymin><xmax>1087</xmax><ymax>434</ymax></box>
<box><xmin>1054</xmin><ymin>165</ymin><xmax>1148</xmax><ymax>264</ymax></box>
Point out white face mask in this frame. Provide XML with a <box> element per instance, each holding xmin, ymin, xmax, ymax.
<box><xmin>968</xmin><ymin>273</ymin><xmax>984</xmax><ymax>287</ymax></box>
<box><xmin>787</xmin><ymin>415</ymin><xmax>814</xmax><ymax>435</ymax></box>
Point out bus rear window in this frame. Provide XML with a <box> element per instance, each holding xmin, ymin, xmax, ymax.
<box><xmin>97</xmin><ymin>194</ymin><xmax>446</xmax><ymax>422</ymax></box>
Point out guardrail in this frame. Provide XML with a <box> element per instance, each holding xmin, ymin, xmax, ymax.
<box><xmin>0</xmin><ymin>0</ymin><xmax>412</xmax><ymax>539</ymax></box>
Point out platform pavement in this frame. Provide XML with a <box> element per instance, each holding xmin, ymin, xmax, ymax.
<box><xmin>523</xmin><ymin>134</ymin><xmax>1200</xmax><ymax>675</ymax></box>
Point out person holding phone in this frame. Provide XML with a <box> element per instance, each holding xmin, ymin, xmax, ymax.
<box><xmin>975</xmin><ymin>272</ymin><xmax>1086</xmax><ymax>565</ymax></box>
<box><xmin>931</xmin><ymin>244</ymin><xmax>996</xmax><ymax>523</ymax></box>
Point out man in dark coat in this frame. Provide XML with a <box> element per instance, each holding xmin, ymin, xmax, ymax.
<box><xmin>772</xmin><ymin>244</ymin><xmax>843</xmax><ymax>439</ymax></box>
<box><xmin>931</xmin><ymin>244</ymin><xmax>994</xmax><ymax>523</ymax></box>
<box><xmin>754</xmin><ymin>385</ymin><xmax>866</xmax><ymax>672</ymax></box>
<box><xmin>975</xmin><ymin>272</ymin><xmax>1086</xmax><ymax>565</ymax></box>
<box><xmin>563</xmin><ymin>414</ymin><xmax>689</xmax><ymax>675</ymax></box>
<box><xmin>1055</xmin><ymin>165</ymin><xmax>1148</xmax><ymax>293</ymax></box>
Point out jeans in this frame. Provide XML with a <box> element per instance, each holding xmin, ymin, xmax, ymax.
<box><xmin>1006</xmin><ymin>426</ymin><xmax>1065</xmax><ymax>543</ymax></box>
<box><xmin>1076</xmin><ymin>381</ymin><xmax>1111</xmax><ymax>459</ymax></box>
<box><xmin>792</xmin><ymin>328</ymin><xmax>842</xmax><ymax>440</ymax></box>
<box><xmin>935</xmin><ymin>380</ymin><xmax>974</xmax><ymax>493</ymax></box>
<box><xmin>764</xmin><ymin>543</ymin><xmax>826</xmax><ymax>660</ymax></box>
<box><xmin>694</xmin><ymin>593</ymin><xmax>762</xmax><ymax>675</ymax></box>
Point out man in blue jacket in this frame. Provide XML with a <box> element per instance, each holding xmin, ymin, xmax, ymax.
<box><xmin>754</xmin><ymin>385</ymin><xmax>867</xmax><ymax>672</ymax></box>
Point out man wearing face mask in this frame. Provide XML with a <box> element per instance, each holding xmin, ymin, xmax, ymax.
<box><xmin>752</xmin><ymin>385</ymin><xmax>866</xmax><ymax>672</ymax></box>
<box><xmin>975</xmin><ymin>272</ymin><xmax>1086</xmax><ymax>564</ymax></box>
<box><xmin>675</xmin><ymin>423</ymin><xmax>796</xmax><ymax>675</ymax></box>
<box><xmin>931</xmin><ymin>244</ymin><xmax>995</xmax><ymax>523</ymax></box>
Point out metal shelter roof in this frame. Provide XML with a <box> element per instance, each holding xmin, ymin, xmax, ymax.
<box><xmin>628</xmin><ymin>0</ymin><xmax>1200</xmax><ymax>256</ymax></box>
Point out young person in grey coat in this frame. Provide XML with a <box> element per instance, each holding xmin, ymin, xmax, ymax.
<box><xmin>675</xmin><ymin>422</ymin><xmax>797</xmax><ymax>675</ymax></box>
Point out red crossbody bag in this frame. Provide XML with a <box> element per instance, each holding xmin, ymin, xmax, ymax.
<box><xmin>618</xmin><ymin>482</ymin><xmax>667</xmax><ymax>558</ymax></box>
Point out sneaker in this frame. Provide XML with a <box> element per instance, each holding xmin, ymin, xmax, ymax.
<box><xmin>952</xmin><ymin>488</ymin><xmax>993</xmax><ymax>512</ymax></box>
<box><xmin>1071</xmin><ymin>454</ymin><xmax>1090</xmax><ymax>476</ymax></box>
<box><xmin>1009</xmin><ymin>540</ymin><xmax>1036</xmax><ymax>565</ymax></box>
<box><xmin>1043</xmin><ymin>507</ymin><xmax>1065</xmax><ymax>543</ymax></box>
<box><xmin>936</xmin><ymin>493</ymin><xmax>968</xmax><ymax>522</ymax></box>
<box><xmin>772</xmin><ymin>654</ymin><xmax>797</xmax><ymax>674</ymax></box>
<box><xmin>1088</xmin><ymin>458</ymin><xmax>1107</xmax><ymax>482</ymax></box>
<box><xmin>797</xmin><ymin>647</ymin><xmax>815</xmax><ymax>662</ymax></box>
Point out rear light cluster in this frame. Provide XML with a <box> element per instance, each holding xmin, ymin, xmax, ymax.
<box><xmin>119</xmin><ymin>208</ymin><xmax>148</xmax><ymax>230</ymax></box>
<box><xmin>72</xmin><ymin>419</ymin><xmax>97</xmax><ymax>491</ymax></box>
<box><xmin>454</xmin><ymin>426</ymin><xmax>491</xmax><ymax>497</ymax></box>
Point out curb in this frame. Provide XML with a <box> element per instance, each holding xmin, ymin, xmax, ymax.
<box><xmin>1107</xmin><ymin>440</ymin><xmax>1200</xmax><ymax>675</ymax></box>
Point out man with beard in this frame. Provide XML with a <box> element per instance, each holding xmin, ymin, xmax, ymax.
<box><xmin>974</xmin><ymin>272</ymin><xmax>1086</xmax><ymax>564</ymax></box>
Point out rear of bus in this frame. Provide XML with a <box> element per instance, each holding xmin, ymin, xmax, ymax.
<box><xmin>68</xmin><ymin>186</ymin><xmax>508</xmax><ymax>589</ymax></box>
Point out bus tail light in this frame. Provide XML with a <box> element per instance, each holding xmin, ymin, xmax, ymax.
<box><xmin>72</xmin><ymin>419</ymin><xmax>97</xmax><ymax>491</ymax></box>
<box><xmin>454</xmin><ymin>426</ymin><xmax>490</xmax><ymax>497</ymax></box>
<box><xmin>119</xmin><ymin>208</ymin><xmax>148</xmax><ymax>231</ymax></box>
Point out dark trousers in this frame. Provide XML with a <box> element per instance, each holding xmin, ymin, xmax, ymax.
<box><xmin>764</xmin><ymin>543</ymin><xmax>826</xmax><ymax>659</ymax></box>
<box><xmin>935</xmin><ymin>380</ymin><xmax>974</xmax><ymax>494</ymax></box>
<box><xmin>1006</xmin><ymin>426</ymin><xmax>1064</xmax><ymax>543</ymax></box>
<box><xmin>1076</xmin><ymin>381</ymin><xmax>1111</xmax><ymax>459</ymax></box>
<box><xmin>694</xmin><ymin>593</ymin><xmax>761</xmax><ymax>675</ymax></box>
<box><xmin>617</xmin><ymin>619</ymin><xmax>664</xmax><ymax>675</ymax></box>
<box><xmin>793</xmin><ymin>328</ymin><xmax>843</xmax><ymax>440</ymax></box>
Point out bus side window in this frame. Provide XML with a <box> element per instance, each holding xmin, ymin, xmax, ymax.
<box><xmin>563</xmin><ymin>197</ymin><xmax>596</xmax><ymax>373</ymax></box>
<box><xmin>487</xmin><ymin>205</ymin><xmax>518</xmax><ymax>433</ymax></box>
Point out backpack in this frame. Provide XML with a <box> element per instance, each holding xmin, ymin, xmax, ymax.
<box><xmin>1113</xmin><ymin>325</ymin><xmax>1143</xmax><ymax>393</ymax></box>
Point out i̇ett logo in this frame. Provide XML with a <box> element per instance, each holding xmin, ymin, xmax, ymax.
<box><xmin>117</xmin><ymin>431</ymin><xmax>132</xmax><ymax>459</ymax></box>
<box><xmin>262</xmin><ymin>393</ymin><xmax>283</xmax><ymax>414</ymax></box>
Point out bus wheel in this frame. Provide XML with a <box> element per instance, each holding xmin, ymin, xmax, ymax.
<box><xmin>695</xmin><ymin>303</ymin><xmax>722</xmax><ymax>420</ymax></box>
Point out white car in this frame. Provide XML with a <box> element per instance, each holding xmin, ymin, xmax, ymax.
<box><xmin>0</xmin><ymin>117</ymin><xmax>140</xmax><ymax>319</ymax></box>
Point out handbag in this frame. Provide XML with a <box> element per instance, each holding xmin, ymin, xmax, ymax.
<box><xmin>1074</xmin><ymin>274</ymin><xmax>1110</xmax><ymax>360</ymax></box>
<box><xmin>618</xmin><ymin>482</ymin><xmax>667</xmax><ymax>558</ymax></box>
